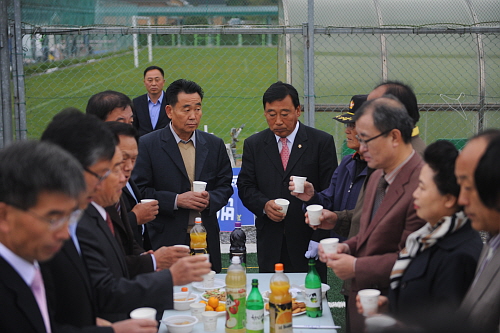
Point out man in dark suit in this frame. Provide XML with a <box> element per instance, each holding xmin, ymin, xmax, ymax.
<box><xmin>133</xmin><ymin>66</ymin><xmax>170</xmax><ymax>137</ymax></box>
<box><xmin>319</xmin><ymin>96</ymin><xmax>426</xmax><ymax>332</ymax></box>
<box><xmin>237</xmin><ymin>81</ymin><xmax>337</xmax><ymax>274</ymax></box>
<box><xmin>78</xmin><ymin>142</ymin><xmax>212</xmax><ymax>322</ymax></box>
<box><xmin>456</xmin><ymin>130</ymin><xmax>500</xmax><ymax>333</ymax></box>
<box><xmin>104</xmin><ymin>122</ymin><xmax>190</xmax><ymax>277</ymax></box>
<box><xmin>0</xmin><ymin>140</ymin><xmax>158</xmax><ymax>333</ymax></box>
<box><xmin>133</xmin><ymin>79</ymin><xmax>233</xmax><ymax>273</ymax></box>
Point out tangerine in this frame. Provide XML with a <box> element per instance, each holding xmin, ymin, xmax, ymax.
<box><xmin>199</xmin><ymin>300</ymin><xmax>207</xmax><ymax>304</ymax></box>
<box><xmin>208</xmin><ymin>296</ymin><xmax>219</xmax><ymax>309</ymax></box>
<box><xmin>215</xmin><ymin>304</ymin><xmax>226</xmax><ymax>312</ymax></box>
<box><xmin>205</xmin><ymin>305</ymin><xmax>215</xmax><ymax>311</ymax></box>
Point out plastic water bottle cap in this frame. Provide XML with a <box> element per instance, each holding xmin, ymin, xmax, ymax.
<box><xmin>231</xmin><ymin>256</ymin><xmax>241</xmax><ymax>264</ymax></box>
<box><xmin>235</xmin><ymin>222</ymin><xmax>242</xmax><ymax>228</ymax></box>
<box><xmin>275</xmin><ymin>263</ymin><xmax>284</xmax><ymax>271</ymax></box>
<box><xmin>195</xmin><ymin>217</ymin><xmax>201</xmax><ymax>223</ymax></box>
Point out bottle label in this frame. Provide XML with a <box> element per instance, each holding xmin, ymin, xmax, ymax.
<box><xmin>269</xmin><ymin>301</ymin><xmax>292</xmax><ymax>333</ymax></box>
<box><xmin>246</xmin><ymin>309</ymin><xmax>264</xmax><ymax>332</ymax></box>
<box><xmin>226</xmin><ymin>287</ymin><xmax>246</xmax><ymax>330</ymax></box>
<box><xmin>304</xmin><ymin>287</ymin><xmax>322</xmax><ymax>316</ymax></box>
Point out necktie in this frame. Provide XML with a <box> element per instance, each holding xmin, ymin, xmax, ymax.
<box><xmin>115</xmin><ymin>202</ymin><xmax>121</xmax><ymax>217</ymax></box>
<box><xmin>371</xmin><ymin>175</ymin><xmax>388</xmax><ymax>219</ymax></box>
<box><xmin>280</xmin><ymin>137</ymin><xmax>290</xmax><ymax>170</ymax></box>
<box><xmin>31</xmin><ymin>267</ymin><xmax>52</xmax><ymax>333</ymax></box>
<box><xmin>106</xmin><ymin>212</ymin><xmax>115</xmax><ymax>236</ymax></box>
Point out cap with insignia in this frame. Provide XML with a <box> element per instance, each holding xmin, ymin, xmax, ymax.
<box><xmin>333</xmin><ymin>94</ymin><xmax>368</xmax><ymax>123</ymax></box>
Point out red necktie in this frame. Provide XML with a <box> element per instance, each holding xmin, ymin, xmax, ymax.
<box><xmin>280</xmin><ymin>137</ymin><xmax>290</xmax><ymax>170</ymax></box>
<box><xmin>105</xmin><ymin>212</ymin><xmax>115</xmax><ymax>236</ymax></box>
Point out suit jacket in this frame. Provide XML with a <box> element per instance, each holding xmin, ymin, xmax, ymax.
<box><xmin>344</xmin><ymin>151</ymin><xmax>426</xmax><ymax>332</ymax></box>
<box><xmin>77</xmin><ymin>204</ymin><xmax>173</xmax><ymax>322</ymax></box>
<box><xmin>132</xmin><ymin>93</ymin><xmax>169</xmax><ymax>137</ymax></box>
<box><xmin>133</xmin><ymin>127</ymin><xmax>233</xmax><ymax>273</ymax></box>
<box><xmin>1</xmin><ymin>255</ymin><xmax>111</xmax><ymax>333</ymax></box>
<box><xmin>389</xmin><ymin>221</ymin><xmax>482</xmax><ymax>329</ymax></box>
<box><xmin>458</xmin><ymin>239</ymin><xmax>500</xmax><ymax>333</ymax></box>
<box><xmin>122</xmin><ymin>179</ymin><xmax>151</xmax><ymax>249</ymax></box>
<box><xmin>105</xmin><ymin>197</ymin><xmax>154</xmax><ymax>278</ymax></box>
<box><xmin>237</xmin><ymin>122</ymin><xmax>337</xmax><ymax>273</ymax></box>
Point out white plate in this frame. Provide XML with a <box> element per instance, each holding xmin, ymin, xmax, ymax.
<box><xmin>192</xmin><ymin>279</ymin><xmax>226</xmax><ymax>291</ymax></box>
<box><xmin>201</xmin><ymin>289</ymin><xmax>226</xmax><ymax>302</ymax></box>
<box><xmin>264</xmin><ymin>308</ymin><xmax>306</xmax><ymax>317</ymax></box>
<box><xmin>262</xmin><ymin>290</ymin><xmax>297</xmax><ymax>302</ymax></box>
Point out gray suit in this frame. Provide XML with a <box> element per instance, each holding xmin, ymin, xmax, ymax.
<box><xmin>458</xmin><ymin>243</ymin><xmax>500</xmax><ymax>333</ymax></box>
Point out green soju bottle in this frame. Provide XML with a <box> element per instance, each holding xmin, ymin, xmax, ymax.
<box><xmin>246</xmin><ymin>279</ymin><xmax>264</xmax><ymax>333</ymax></box>
<box><xmin>304</xmin><ymin>259</ymin><xmax>322</xmax><ymax>317</ymax></box>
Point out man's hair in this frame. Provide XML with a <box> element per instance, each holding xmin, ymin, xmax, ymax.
<box><xmin>86</xmin><ymin>90</ymin><xmax>133</xmax><ymax>120</ymax></box>
<box><xmin>41</xmin><ymin>109</ymin><xmax>116</xmax><ymax>168</ymax></box>
<box><xmin>354</xmin><ymin>95</ymin><xmax>414</xmax><ymax>144</ymax></box>
<box><xmin>262</xmin><ymin>81</ymin><xmax>300</xmax><ymax>109</ymax></box>
<box><xmin>424</xmin><ymin>140</ymin><xmax>460</xmax><ymax>198</ymax></box>
<box><xmin>105</xmin><ymin>121</ymin><xmax>139</xmax><ymax>144</ymax></box>
<box><xmin>476</xmin><ymin>134</ymin><xmax>500</xmax><ymax>212</ymax></box>
<box><xmin>0</xmin><ymin>141</ymin><xmax>85</xmax><ymax>210</ymax></box>
<box><xmin>165</xmin><ymin>79</ymin><xmax>204</xmax><ymax>107</ymax></box>
<box><xmin>374</xmin><ymin>81</ymin><xmax>419</xmax><ymax>125</ymax></box>
<box><xmin>143</xmin><ymin>65</ymin><xmax>164</xmax><ymax>77</ymax></box>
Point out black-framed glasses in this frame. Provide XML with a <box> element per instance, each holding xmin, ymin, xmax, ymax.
<box><xmin>356</xmin><ymin>129</ymin><xmax>393</xmax><ymax>147</ymax></box>
<box><xmin>84</xmin><ymin>167</ymin><xmax>111</xmax><ymax>184</ymax></box>
<box><xmin>7</xmin><ymin>203</ymin><xmax>83</xmax><ymax>230</ymax></box>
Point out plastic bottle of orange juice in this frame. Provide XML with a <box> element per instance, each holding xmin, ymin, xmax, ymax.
<box><xmin>269</xmin><ymin>263</ymin><xmax>292</xmax><ymax>333</ymax></box>
<box><xmin>190</xmin><ymin>217</ymin><xmax>207</xmax><ymax>255</ymax></box>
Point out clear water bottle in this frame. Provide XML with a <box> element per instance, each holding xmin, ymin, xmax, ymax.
<box><xmin>229</xmin><ymin>222</ymin><xmax>246</xmax><ymax>269</ymax></box>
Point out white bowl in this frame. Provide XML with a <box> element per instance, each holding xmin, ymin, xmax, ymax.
<box><xmin>262</xmin><ymin>290</ymin><xmax>298</xmax><ymax>302</ymax></box>
<box><xmin>298</xmin><ymin>283</ymin><xmax>331</xmax><ymax>298</ymax></box>
<box><xmin>173</xmin><ymin>292</ymin><xmax>199</xmax><ymax>311</ymax></box>
<box><xmin>162</xmin><ymin>315</ymin><xmax>198</xmax><ymax>333</ymax></box>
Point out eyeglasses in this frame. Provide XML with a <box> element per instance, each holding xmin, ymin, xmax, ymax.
<box><xmin>7</xmin><ymin>203</ymin><xmax>83</xmax><ymax>230</ymax></box>
<box><xmin>356</xmin><ymin>129</ymin><xmax>393</xmax><ymax>147</ymax></box>
<box><xmin>84</xmin><ymin>167</ymin><xmax>111</xmax><ymax>184</ymax></box>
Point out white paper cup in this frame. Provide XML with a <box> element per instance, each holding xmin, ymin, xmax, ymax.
<box><xmin>365</xmin><ymin>315</ymin><xmax>397</xmax><ymax>332</ymax></box>
<box><xmin>306</xmin><ymin>204</ymin><xmax>323</xmax><ymax>226</ymax></box>
<box><xmin>202</xmin><ymin>311</ymin><xmax>219</xmax><ymax>331</ymax></box>
<box><xmin>130</xmin><ymin>307</ymin><xmax>157</xmax><ymax>320</ymax></box>
<box><xmin>292</xmin><ymin>176</ymin><xmax>307</xmax><ymax>193</ymax></box>
<box><xmin>173</xmin><ymin>244</ymin><xmax>190</xmax><ymax>250</ymax></box>
<box><xmin>202</xmin><ymin>270</ymin><xmax>216</xmax><ymax>288</ymax></box>
<box><xmin>320</xmin><ymin>238</ymin><xmax>339</xmax><ymax>254</ymax></box>
<box><xmin>193</xmin><ymin>181</ymin><xmax>207</xmax><ymax>192</ymax></box>
<box><xmin>275</xmin><ymin>198</ymin><xmax>290</xmax><ymax>215</ymax></box>
<box><xmin>189</xmin><ymin>302</ymin><xmax>206</xmax><ymax>321</ymax></box>
<box><xmin>358</xmin><ymin>289</ymin><xmax>381</xmax><ymax>316</ymax></box>
<box><xmin>140</xmin><ymin>199</ymin><xmax>155</xmax><ymax>204</ymax></box>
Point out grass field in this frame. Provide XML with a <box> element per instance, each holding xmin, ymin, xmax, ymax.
<box><xmin>25</xmin><ymin>44</ymin><xmax>500</xmax><ymax>158</ymax></box>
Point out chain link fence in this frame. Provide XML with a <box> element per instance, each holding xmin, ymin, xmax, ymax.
<box><xmin>2</xmin><ymin>0</ymin><xmax>500</xmax><ymax>160</ymax></box>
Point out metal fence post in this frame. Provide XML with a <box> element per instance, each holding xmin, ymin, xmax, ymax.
<box><xmin>12</xmin><ymin>0</ymin><xmax>27</xmax><ymax>141</ymax></box>
<box><xmin>0</xmin><ymin>0</ymin><xmax>13</xmax><ymax>147</ymax></box>
<box><xmin>303</xmin><ymin>0</ymin><xmax>315</xmax><ymax>128</ymax></box>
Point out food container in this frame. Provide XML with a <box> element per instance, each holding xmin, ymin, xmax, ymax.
<box><xmin>162</xmin><ymin>315</ymin><xmax>198</xmax><ymax>333</ymax></box>
<box><xmin>173</xmin><ymin>292</ymin><xmax>199</xmax><ymax>311</ymax></box>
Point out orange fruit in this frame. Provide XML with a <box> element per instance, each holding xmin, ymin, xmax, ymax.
<box><xmin>199</xmin><ymin>300</ymin><xmax>207</xmax><ymax>304</ymax></box>
<box><xmin>205</xmin><ymin>305</ymin><xmax>215</xmax><ymax>311</ymax></box>
<box><xmin>208</xmin><ymin>296</ymin><xmax>219</xmax><ymax>309</ymax></box>
<box><xmin>276</xmin><ymin>311</ymin><xmax>292</xmax><ymax>324</ymax></box>
<box><xmin>215</xmin><ymin>304</ymin><xmax>226</xmax><ymax>312</ymax></box>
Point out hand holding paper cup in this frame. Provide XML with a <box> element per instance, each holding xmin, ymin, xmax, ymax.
<box><xmin>292</xmin><ymin>176</ymin><xmax>307</xmax><ymax>193</ymax></box>
<box><xmin>306</xmin><ymin>204</ymin><xmax>323</xmax><ymax>226</ymax></box>
<box><xmin>193</xmin><ymin>181</ymin><xmax>207</xmax><ymax>192</ymax></box>
<box><xmin>358</xmin><ymin>289</ymin><xmax>381</xmax><ymax>316</ymax></box>
<box><xmin>130</xmin><ymin>307</ymin><xmax>157</xmax><ymax>320</ymax></box>
<box><xmin>320</xmin><ymin>238</ymin><xmax>339</xmax><ymax>254</ymax></box>
<box><xmin>275</xmin><ymin>198</ymin><xmax>290</xmax><ymax>215</ymax></box>
<box><xmin>140</xmin><ymin>199</ymin><xmax>156</xmax><ymax>204</ymax></box>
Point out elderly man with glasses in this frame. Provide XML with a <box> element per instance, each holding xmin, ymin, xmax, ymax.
<box><xmin>318</xmin><ymin>95</ymin><xmax>426</xmax><ymax>333</ymax></box>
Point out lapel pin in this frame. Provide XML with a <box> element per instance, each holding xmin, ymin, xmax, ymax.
<box><xmin>298</xmin><ymin>144</ymin><xmax>302</xmax><ymax>148</ymax></box>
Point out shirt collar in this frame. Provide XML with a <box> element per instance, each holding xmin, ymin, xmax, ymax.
<box><xmin>147</xmin><ymin>91</ymin><xmax>164</xmax><ymax>105</ymax></box>
<box><xmin>169</xmin><ymin>122</ymin><xmax>196</xmax><ymax>147</ymax></box>
<box><xmin>91</xmin><ymin>201</ymin><xmax>107</xmax><ymax>221</ymax></box>
<box><xmin>274</xmin><ymin>121</ymin><xmax>300</xmax><ymax>145</ymax></box>
<box><xmin>0</xmin><ymin>241</ymin><xmax>38</xmax><ymax>286</ymax></box>
<box><xmin>385</xmin><ymin>149</ymin><xmax>415</xmax><ymax>185</ymax></box>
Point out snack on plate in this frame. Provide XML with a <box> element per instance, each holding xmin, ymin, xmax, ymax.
<box><xmin>202</xmin><ymin>289</ymin><xmax>226</xmax><ymax>302</ymax></box>
<box><xmin>264</xmin><ymin>299</ymin><xmax>306</xmax><ymax>314</ymax></box>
